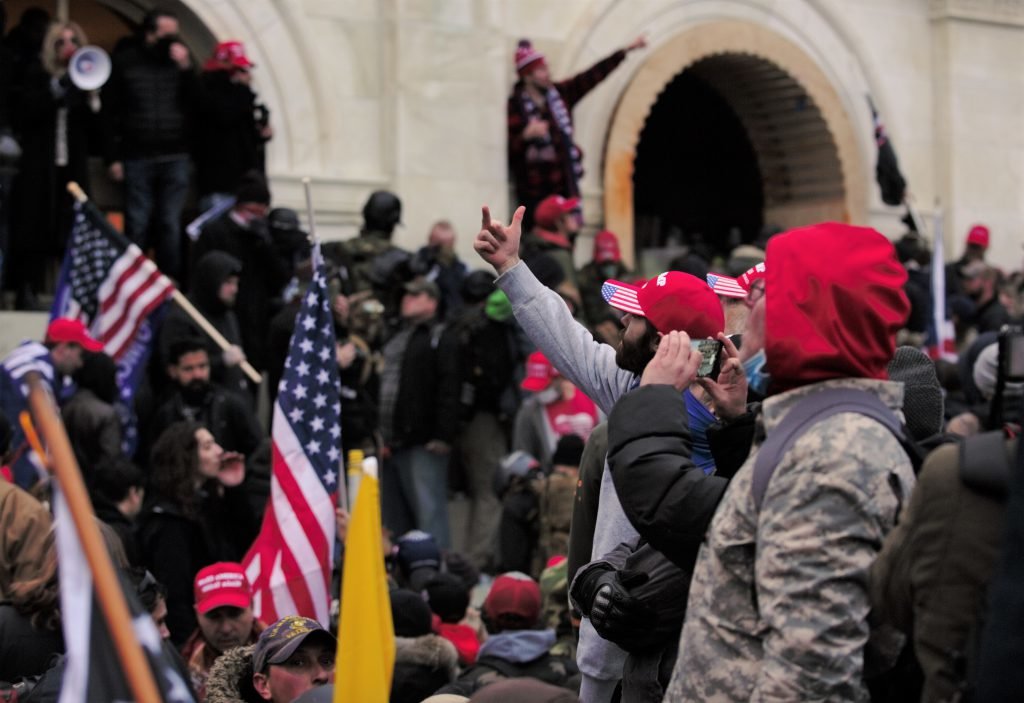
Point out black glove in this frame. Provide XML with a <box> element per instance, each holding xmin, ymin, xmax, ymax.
<box><xmin>572</xmin><ymin>566</ymin><xmax>658</xmax><ymax>652</ymax></box>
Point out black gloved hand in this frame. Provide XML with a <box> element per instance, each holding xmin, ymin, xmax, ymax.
<box><xmin>589</xmin><ymin>569</ymin><xmax>658</xmax><ymax>652</ymax></box>
<box><xmin>569</xmin><ymin>564</ymin><xmax>615</xmax><ymax>617</ymax></box>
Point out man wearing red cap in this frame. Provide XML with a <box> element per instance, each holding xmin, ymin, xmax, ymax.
<box><xmin>194</xmin><ymin>40</ymin><xmax>273</xmax><ymax>212</ymax></box>
<box><xmin>476</xmin><ymin>206</ymin><xmax>729</xmax><ymax>702</ymax></box>
<box><xmin>181</xmin><ymin>561</ymin><xmax>265</xmax><ymax>700</ymax></box>
<box><xmin>577</xmin><ymin>230</ymin><xmax>632</xmax><ymax>345</ymax></box>
<box><xmin>0</xmin><ymin>318</ymin><xmax>101</xmax><ymax>486</ymax></box>
<box><xmin>508</xmin><ymin>36</ymin><xmax>646</xmax><ymax>229</ymax></box>
<box><xmin>522</xmin><ymin>194</ymin><xmax>584</xmax><ymax>296</ymax></box>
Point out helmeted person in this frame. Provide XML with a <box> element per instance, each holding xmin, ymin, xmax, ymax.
<box><xmin>180</xmin><ymin>562</ymin><xmax>266</xmax><ymax>700</ymax></box>
<box><xmin>606</xmin><ymin>222</ymin><xmax>914</xmax><ymax>701</ymax></box>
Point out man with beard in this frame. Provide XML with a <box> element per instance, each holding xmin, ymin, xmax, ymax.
<box><xmin>475</xmin><ymin>205</ymin><xmax>727</xmax><ymax>702</ymax></box>
<box><xmin>103</xmin><ymin>7</ymin><xmax>198</xmax><ymax>280</ymax></box>
<box><xmin>143</xmin><ymin>338</ymin><xmax>263</xmax><ymax>461</ymax></box>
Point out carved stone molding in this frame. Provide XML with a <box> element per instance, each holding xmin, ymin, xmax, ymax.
<box><xmin>931</xmin><ymin>0</ymin><xmax>1024</xmax><ymax>26</ymax></box>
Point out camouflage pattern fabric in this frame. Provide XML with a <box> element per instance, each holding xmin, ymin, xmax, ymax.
<box><xmin>667</xmin><ymin>378</ymin><xmax>914</xmax><ymax>702</ymax></box>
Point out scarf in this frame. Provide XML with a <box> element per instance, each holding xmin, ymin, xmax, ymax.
<box><xmin>517</xmin><ymin>85</ymin><xmax>583</xmax><ymax>192</ymax></box>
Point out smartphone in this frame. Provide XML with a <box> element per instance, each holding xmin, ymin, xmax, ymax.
<box><xmin>691</xmin><ymin>339</ymin><xmax>723</xmax><ymax>379</ymax></box>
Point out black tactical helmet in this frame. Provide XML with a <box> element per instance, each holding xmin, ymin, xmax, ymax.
<box><xmin>362</xmin><ymin>190</ymin><xmax>402</xmax><ymax>233</ymax></box>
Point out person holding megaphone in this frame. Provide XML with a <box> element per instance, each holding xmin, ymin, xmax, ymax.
<box><xmin>8</xmin><ymin>20</ymin><xmax>101</xmax><ymax>310</ymax></box>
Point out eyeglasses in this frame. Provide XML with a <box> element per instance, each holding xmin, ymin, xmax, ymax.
<box><xmin>744</xmin><ymin>279</ymin><xmax>765</xmax><ymax>308</ymax></box>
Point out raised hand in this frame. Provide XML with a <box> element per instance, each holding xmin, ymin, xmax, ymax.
<box><xmin>696</xmin><ymin>333</ymin><xmax>748</xmax><ymax>421</ymax></box>
<box><xmin>640</xmin><ymin>330</ymin><xmax>700</xmax><ymax>390</ymax></box>
<box><xmin>474</xmin><ymin>205</ymin><xmax>525</xmax><ymax>275</ymax></box>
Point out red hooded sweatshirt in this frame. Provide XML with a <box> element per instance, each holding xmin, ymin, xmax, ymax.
<box><xmin>764</xmin><ymin>222</ymin><xmax>909</xmax><ymax>392</ymax></box>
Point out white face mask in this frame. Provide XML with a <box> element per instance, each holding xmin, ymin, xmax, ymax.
<box><xmin>535</xmin><ymin>387</ymin><xmax>560</xmax><ymax>405</ymax></box>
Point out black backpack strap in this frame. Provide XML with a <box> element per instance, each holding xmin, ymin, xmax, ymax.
<box><xmin>752</xmin><ymin>388</ymin><xmax>905</xmax><ymax>511</ymax></box>
<box><xmin>959</xmin><ymin>431</ymin><xmax>1014</xmax><ymax>498</ymax></box>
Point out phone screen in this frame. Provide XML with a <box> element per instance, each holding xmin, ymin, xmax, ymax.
<box><xmin>691</xmin><ymin>339</ymin><xmax>723</xmax><ymax>378</ymax></box>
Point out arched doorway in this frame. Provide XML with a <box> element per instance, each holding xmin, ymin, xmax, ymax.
<box><xmin>604</xmin><ymin>20</ymin><xmax>865</xmax><ymax>272</ymax></box>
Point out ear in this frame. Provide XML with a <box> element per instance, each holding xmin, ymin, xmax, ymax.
<box><xmin>251</xmin><ymin>672</ymin><xmax>273</xmax><ymax>701</ymax></box>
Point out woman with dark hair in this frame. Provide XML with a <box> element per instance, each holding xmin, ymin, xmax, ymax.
<box><xmin>137</xmin><ymin>421</ymin><xmax>258</xmax><ymax>647</ymax></box>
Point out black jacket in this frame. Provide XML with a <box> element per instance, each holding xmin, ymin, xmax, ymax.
<box><xmin>103</xmin><ymin>41</ymin><xmax>198</xmax><ymax>160</ymax></box>
<box><xmin>137</xmin><ymin>488</ymin><xmax>257</xmax><ymax>646</ymax></box>
<box><xmin>143</xmin><ymin>384</ymin><xmax>263</xmax><ymax>461</ymax></box>
<box><xmin>193</xmin><ymin>70</ymin><xmax>262</xmax><ymax>195</ymax></box>
<box><xmin>606</xmin><ymin>385</ymin><xmax>735</xmax><ymax>569</ymax></box>
<box><xmin>193</xmin><ymin>213</ymin><xmax>292</xmax><ymax>371</ymax></box>
<box><xmin>385</xmin><ymin>321</ymin><xmax>460</xmax><ymax>448</ymax></box>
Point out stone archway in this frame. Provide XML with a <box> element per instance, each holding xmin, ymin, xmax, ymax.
<box><xmin>603</xmin><ymin>20</ymin><xmax>866</xmax><ymax>268</ymax></box>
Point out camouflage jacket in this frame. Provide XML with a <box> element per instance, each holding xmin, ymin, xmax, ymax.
<box><xmin>667</xmin><ymin>378</ymin><xmax>914</xmax><ymax>702</ymax></box>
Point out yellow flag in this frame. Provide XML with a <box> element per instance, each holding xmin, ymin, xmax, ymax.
<box><xmin>335</xmin><ymin>470</ymin><xmax>394</xmax><ymax>702</ymax></box>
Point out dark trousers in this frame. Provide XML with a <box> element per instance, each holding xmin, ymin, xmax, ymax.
<box><xmin>124</xmin><ymin>155</ymin><xmax>190</xmax><ymax>280</ymax></box>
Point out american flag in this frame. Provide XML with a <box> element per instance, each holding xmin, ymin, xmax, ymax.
<box><xmin>51</xmin><ymin>202</ymin><xmax>175</xmax><ymax>455</ymax></box>
<box><xmin>600</xmin><ymin>279</ymin><xmax>644</xmax><ymax>316</ymax></box>
<box><xmin>53</xmin><ymin>203</ymin><xmax>175</xmax><ymax>360</ymax></box>
<box><xmin>706</xmin><ymin>272</ymin><xmax>747</xmax><ymax>299</ymax></box>
<box><xmin>243</xmin><ymin>256</ymin><xmax>341</xmax><ymax>626</ymax></box>
<box><xmin>925</xmin><ymin>207</ymin><xmax>957</xmax><ymax>362</ymax></box>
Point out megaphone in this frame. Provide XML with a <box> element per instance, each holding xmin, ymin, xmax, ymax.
<box><xmin>68</xmin><ymin>45</ymin><xmax>111</xmax><ymax>91</ymax></box>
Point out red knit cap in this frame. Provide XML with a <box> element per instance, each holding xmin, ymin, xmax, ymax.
<box><xmin>515</xmin><ymin>39</ymin><xmax>546</xmax><ymax>76</ymax></box>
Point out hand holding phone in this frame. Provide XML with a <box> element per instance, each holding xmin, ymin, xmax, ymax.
<box><xmin>640</xmin><ymin>330</ymin><xmax>702</xmax><ymax>390</ymax></box>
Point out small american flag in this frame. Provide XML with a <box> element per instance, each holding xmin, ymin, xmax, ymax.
<box><xmin>600</xmin><ymin>279</ymin><xmax>644</xmax><ymax>316</ymax></box>
<box><xmin>706</xmin><ymin>273</ymin><xmax>747</xmax><ymax>299</ymax></box>
<box><xmin>54</xmin><ymin>203</ymin><xmax>175</xmax><ymax>360</ymax></box>
<box><xmin>243</xmin><ymin>252</ymin><xmax>341</xmax><ymax>626</ymax></box>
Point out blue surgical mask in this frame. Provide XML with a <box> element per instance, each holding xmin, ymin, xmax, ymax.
<box><xmin>742</xmin><ymin>348</ymin><xmax>770</xmax><ymax>396</ymax></box>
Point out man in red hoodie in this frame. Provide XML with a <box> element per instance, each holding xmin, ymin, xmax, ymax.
<box><xmin>605</xmin><ymin>222</ymin><xmax>913</xmax><ymax>701</ymax></box>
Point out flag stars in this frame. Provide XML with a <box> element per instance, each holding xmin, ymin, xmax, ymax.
<box><xmin>318</xmin><ymin>347</ymin><xmax>331</xmax><ymax>362</ymax></box>
<box><xmin>310</xmin><ymin>416</ymin><xmax>324</xmax><ymax>432</ymax></box>
<box><xmin>324</xmin><ymin>469</ymin><xmax>337</xmax><ymax>485</ymax></box>
<box><xmin>306</xmin><ymin>439</ymin><xmax>321</xmax><ymax>455</ymax></box>
<box><xmin>299</xmin><ymin>339</ymin><xmax>314</xmax><ymax>354</ymax></box>
<box><xmin>289</xmin><ymin>407</ymin><xmax>304</xmax><ymax>423</ymax></box>
<box><xmin>327</xmin><ymin>447</ymin><xmax>340</xmax><ymax>463</ymax></box>
<box><xmin>316</xmin><ymin>369</ymin><xmax>330</xmax><ymax>385</ymax></box>
<box><xmin>303</xmin><ymin>315</ymin><xmax>316</xmax><ymax>331</ymax></box>
<box><xmin>313</xmin><ymin>393</ymin><xmax>327</xmax><ymax>408</ymax></box>
<box><xmin>329</xmin><ymin>425</ymin><xmax>341</xmax><ymax>439</ymax></box>
<box><xmin>294</xmin><ymin>386</ymin><xmax>307</xmax><ymax>399</ymax></box>
<box><xmin>296</xmin><ymin>361</ymin><xmax>310</xmax><ymax>377</ymax></box>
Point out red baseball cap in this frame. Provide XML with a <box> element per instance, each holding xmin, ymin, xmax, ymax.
<box><xmin>966</xmin><ymin>224</ymin><xmax>990</xmax><ymax>249</ymax></box>
<box><xmin>533</xmin><ymin>195</ymin><xmax>579</xmax><ymax>230</ymax></box>
<box><xmin>705</xmin><ymin>272</ymin><xmax>747</xmax><ymax>299</ymax></box>
<box><xmin>46</xmin><ymin>318</ymin><xmax>102</xmax><ymax>352</ymax></box>
<box><xmin>593</xmin><ymin>230</ymin><xmax>621</xmax><ymax>264</ymax></box>
<box><xmin>601</xmin><ymin>271</ymin><xmax>724</xmax><ymax>338</ymax></box>
<box><xmin>521</xmin><ymin>351</ymin><xmax>559</xmax><ymax>392</ymax></box>
<box><xmin>484</xmin><ymin>571</ymin><xmax>541</xmax><ymax>628</ymax></box>
<box><xmin>193</xmin><ymin>562</ymin><xmax>252</xmax><ymax>614</ymax></box>
<box><xmin>736</xmin><ymin>262</ymin><xmax>767</xmax><ymax>292</ymax></box>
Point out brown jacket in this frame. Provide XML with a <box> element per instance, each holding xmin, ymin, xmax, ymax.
<box><xmin>871</xmin><ymin>437</ymin><xmax>1017</xmax><ymax>702</ymax></box>
<box><xmin>0</xmin><ymin>479</ymin><xmax>53</xmax><ymax>601</ymax></box>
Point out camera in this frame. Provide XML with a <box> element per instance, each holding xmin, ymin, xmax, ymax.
<box><xmin>691</xmin><ymin>339</ymin><xmax>723</xmax><ymax>379</ymax></box>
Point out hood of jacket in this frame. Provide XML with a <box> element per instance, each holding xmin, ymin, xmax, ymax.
<box><xmin>764</xmin><ymin>222</ymin><xmax>909</xmax><ymax>392</ymax></box>
<box><xmin>477</xmin><ymin>629</ymin><xmax>556</xmax><ymax>664</ymax></box>
<box><xmin>190</xmin><ymin>250</ymin><xmax>243</xmax><ymax>315</ymax></box>
<box><xmin>395</xmin><ymin>634</ymin><xmax>459</xmax><ymax>678</ymax></box>
<box><xmin>205</xmin><ymin>643</ymin><xmax>262</xmax><ymax>703</ymax></box>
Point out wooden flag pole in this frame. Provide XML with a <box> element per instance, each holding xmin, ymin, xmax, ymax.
<box><xmin>25</xmin><ymin>373</ymin><xmax>162</xmax><ymax>703</ymax></box>
<box><xmin>65</xmin><ymin>181</ymin><xmax>263</xmax><ymax>385</ymax></box>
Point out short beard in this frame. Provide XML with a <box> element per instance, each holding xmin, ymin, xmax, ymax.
<box><xmin>615</xmin><ymin>323</ymin><xmax>659</xmax><ymax>375</ymax></box>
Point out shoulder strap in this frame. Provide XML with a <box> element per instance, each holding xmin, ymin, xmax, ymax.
<box><xmin>960</xmin><ymin>431</ymin><xmax>1014</xmax><ymax>498</ymax></box>
<box><xmin>752</xmin><ymin>388</ymin><xmax>905</xmax><ymax>511</ymax></box>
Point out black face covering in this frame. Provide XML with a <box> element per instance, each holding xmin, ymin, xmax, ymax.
<box><xmin>151</xmin><ymin>34</ymin><xmax>180</xmax><ymax>60</ymax></box>
<box><xmin>181</xmin><ymin>378</ymin><xmax>209</xmax><ymax>406</ymax></box>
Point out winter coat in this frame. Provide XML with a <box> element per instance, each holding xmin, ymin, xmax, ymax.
<box><xmin>158</xmin><ymin>250</ymin><xmax>247</xmax><ymax>395</ymax></box>
<box><xmin>566</xmin><ymin>422</ymin><xmax>606</xmax><ymax>588</ymax></box>
<box><xmin>205</xmin><ymin>644</ymin><xmax>262</xmax><ymax>703</ymax></box>
<box><xmin>391</xmin><ymin>634</ymin><xmax>459</xmax><ymax>703</ymax></box>
<box><xmin>61</xmin><ymin>389</ymin><xmax>122</xmax><ymax>483</ymax></box>
<box><xmin>192</xmin><ymin>212</ymin><xmax>292</xmax><ymax>372</ymax></box>
<box><xmin>871</xmin><ymin>437</ymin><xmax>1016</xmax><ymax>702</ymax></box>
<box><xmin>666</xmin><ymin>224</ymin><xmax>915</xmax><ymax>702</ymax></box>
<box><xmin>137</xmin><ymin>489</ymin><xmax>258</xmax><ymax>647</ymax></box>
<box><xmin>0</xmin><ymin>480</ymin><xmax>53</xmax><ymax>600</ymax></box>
<box><xmin>0</xmin><ymin>603</ymin><xmax>63</xmax><ymax>681</ymax></box>
<box><xmin>436</xmin><ymin>629</ymin><xmax>579</xmax><ymax>698</ymax></box>
<box><xmin>194</xmin><ymin>70</ymin><xmax>262</xmax><ymax>196</ymax></box>
<box><xmin>144</xmin><ymin>383</ymin><xmax>263</xmax><ymax>461</ymax></box>
<box><xmin>102</xmin><ymin>40</ymin><xmax>198</xmax><ymax>161</ymax></box>
<box><xmin>92</xmin><ymin>496</ymin><xmax>140</xmax><ymax>567</ymax></box>
<box><xmin>181</xmin><ymin>619</ymin><xmax>266</xmax><ymax>701</ymax></box>
<box><xmin>506</xmin><ymin>50</ymin><xmax>625</xmax><ymax>207</ymax></box>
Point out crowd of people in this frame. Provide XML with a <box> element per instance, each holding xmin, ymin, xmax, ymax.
<box><xmin>1</xmin><ymin>4</ymin><xmax>1024</xmax><ymax>703</ymax></box>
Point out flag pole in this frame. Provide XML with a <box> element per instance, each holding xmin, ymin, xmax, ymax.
<box><xmin>24</xmin><ymin>373</ymin><xmax>162</xmax><ymax>703</ymax></box>
<box><xmin>65</xmin><ymin>182</ymin><xmax>263</xmax><ymax>385</ymax></box>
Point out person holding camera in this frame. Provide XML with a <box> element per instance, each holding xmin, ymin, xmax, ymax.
<box><xmin>103</xmin><ymin>7</ymin><xmax>198</xmax><ymax>281</ymax></box>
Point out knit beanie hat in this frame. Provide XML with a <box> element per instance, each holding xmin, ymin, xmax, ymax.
<box><xmin>390</xmin><ymin>588</ymin><xmax>434</xmax><ymax>637</ymax></box>
<box><xmin>888</xmin><ymin>346</ymin><xmax>944</xmax><ymax>441</ymax></box>
<box><xmin>515</xmin><ymin>39</ymin><xmax>546</xmax><ymax>76</ymax></box>
<box><xmin>551</xmin><ymin>434</ymin><xmax>585</xmax><ymax>467</ymax></box>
